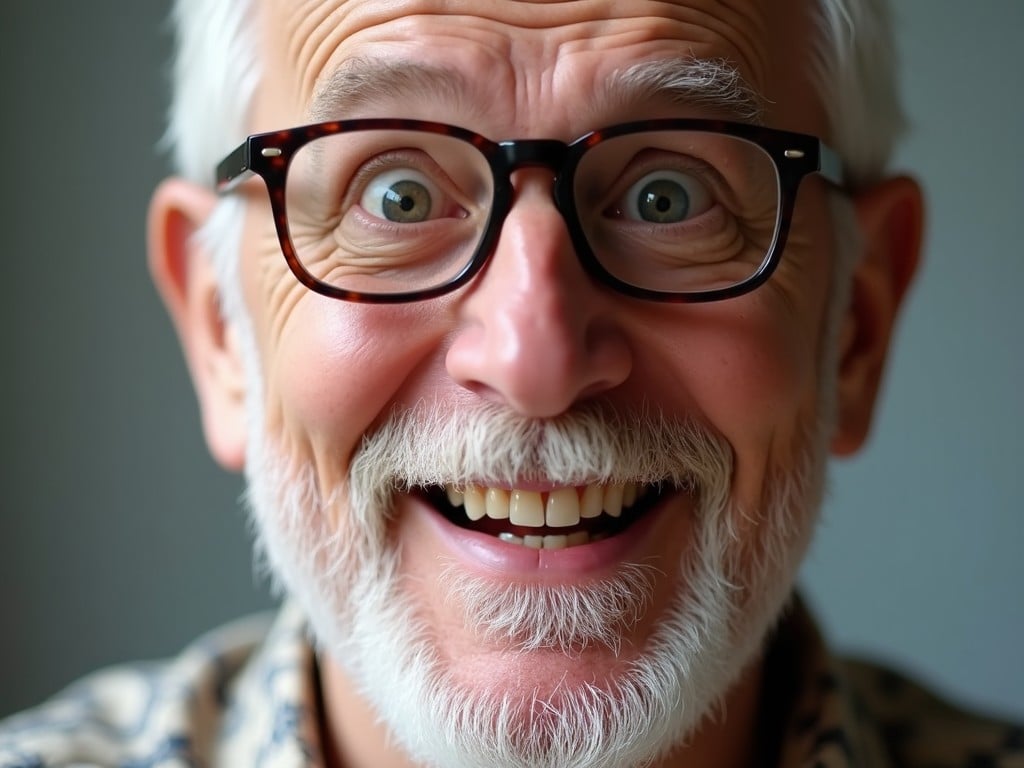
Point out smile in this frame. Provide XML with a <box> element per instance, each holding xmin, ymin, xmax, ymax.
<box><xmin>422</xmin><ymin>482</ymin><xmax>667</xmax><ymax>549</ymax></box>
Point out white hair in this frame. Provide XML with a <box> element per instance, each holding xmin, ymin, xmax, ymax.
<box><xmin>162</xmin><ymin>0</ymin><xmax>905</xmax><ymax>318</ymax></box>
<box><xmin>165</xmin><ymin>0</ymin><xmax>259</xmax><ymax>187</ymax></box>
<box><xmin>810</xmin><ymin>0</ymin><xmax>906</xmax><ymax>188</ymax></box>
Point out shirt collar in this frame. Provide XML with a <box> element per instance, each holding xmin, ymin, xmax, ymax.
<box><xmin>216</xmin><ymin>602</ymin><xmax>325</xmax><ymax>767</ymax></box>
<box><xmin>767</xmin><ymin>599</ymin><xmax>893</xmax><ymax>768</ymax></box>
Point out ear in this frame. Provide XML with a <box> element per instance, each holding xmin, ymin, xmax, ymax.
<box><xmin>830</xmin><ymin>175</ymin><xmax>924</xmax><ymax>456</ymax></box>
<box><xmin>148</xmin><ymin>178</ymin><xmax>248</xmax><ymax>471</ymax></box>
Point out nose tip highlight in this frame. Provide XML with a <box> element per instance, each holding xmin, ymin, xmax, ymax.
<box><xmin>448</xmin><ymin>305</ymin><xmax>632</xmax><ymax>418</ymax></box>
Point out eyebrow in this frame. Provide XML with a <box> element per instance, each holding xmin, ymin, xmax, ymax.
<box><xmin>308</xmin><ymin>55</ymin><xmax>765</xmax><ymax>128</ymax></box>
<box><xmin>309</xmin><ymin>58</ymin><xmax>475</xmax><ymax>123</ymax></box>
<box><xmin>601</xmin><ymin>58</ymin><xmax>766</xmax><ymax>124</ymax></box>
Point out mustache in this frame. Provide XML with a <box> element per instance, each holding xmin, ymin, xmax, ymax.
<box><xmin>348</xmin><ymin>400</ymin><xmax>734</xmax><ymax>509</ymax></box>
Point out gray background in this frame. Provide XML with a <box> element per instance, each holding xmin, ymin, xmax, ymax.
<box><xmin>1</xmin><ymin>2</ymin><xmax>1021</xmax><ymax>722</ymax></box>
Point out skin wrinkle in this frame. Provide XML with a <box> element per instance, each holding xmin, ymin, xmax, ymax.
<box><xmin>268</xmin><ymin>263</ymin><xmax>302</xmax><ymax>344</ymax></box>
<box><xmin>633</xmin><ymin>4</ymin><xmax>770</xmax><ymax>97</ymax></box>
<box><xmin>254</xmin><ymin>228</ymin><xmax>304</xmax><ymax>349</ymax></box>
<box><xmin>285</xmin><ymin>0</ymin><xmax>333</xmax><ymax>69</ymax></box>
<box><xmin>714</xmin><ymin>0</ymin><xmax>769</xmax><ymax>91</ymax></box>
<box><xmin>287</xmin><ymin>2</ymin><xmax>352</xmax><ymax>115</ymax></box>
<box><xmin>267</xmin><ymin>1</ymin><xmax>778</xmax><ymax>135</ymax></box>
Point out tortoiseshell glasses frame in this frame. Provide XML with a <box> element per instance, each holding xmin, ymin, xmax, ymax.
<box><xmin>215</xmin><ymin>118</ymin><xmax>843</xmax><ymax>304</ymax></box>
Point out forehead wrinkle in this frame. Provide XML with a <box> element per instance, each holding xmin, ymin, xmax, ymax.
<box><xmin>266</xmin><ymin>0</ymin><xmax>784</xmax><ymax>134</ymax></box>
<box><xmin>550</xmin><ymin>2</ymin><xmax>771</xmax><ymax>79</ymax></box>
<box><xmin>696</xmin><ymin>0</ymin><xmax>770</xmax><ymax>94</ymax></box>
<box><xmin>289</xmin><ymin>5</ymin><xmax>358</xmax><ymax>111</ymax></box>
<box><xmin>266</xmin><ymin>0</ymin><xmax>376</xmax><ymax>115</ymax></box>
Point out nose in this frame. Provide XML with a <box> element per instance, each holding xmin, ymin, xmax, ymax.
<box><xmin>445</xmin><ymin>170</ymin><xmax>632</xmax><ymax>417</ymax></box>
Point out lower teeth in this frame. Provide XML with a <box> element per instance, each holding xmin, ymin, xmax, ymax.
<box><xmin>498</xmin><ymin>531</ymin><xmax>607</xmax><ymax>549</ymax></box>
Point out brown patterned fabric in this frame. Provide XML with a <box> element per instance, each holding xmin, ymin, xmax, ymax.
<box><xmin>770</xmin><ymin>602</ymin><xmax>1023</xmax><ymax>768</ymax></box>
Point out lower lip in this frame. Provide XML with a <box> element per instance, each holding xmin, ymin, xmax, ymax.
<box><xmin>412</xmin><ymin>492</ymin><xmax>684</xmax><ymax>579</ymax></box>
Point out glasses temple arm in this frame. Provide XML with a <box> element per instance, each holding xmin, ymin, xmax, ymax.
<box><xmin>818</xmin><ymin>142</ymin><xmax>845</xmax><ymax>187</ymax></box>
<box><xmin>215</xmin><ymin>141</ymin><xmax>255</xmax><ymax>194</ymax></box>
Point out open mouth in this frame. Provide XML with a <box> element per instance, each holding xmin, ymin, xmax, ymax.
<box><xmin>419</xmin><ymin>482</ymin><xmax>671</xmax><ymax>550</ymax></box>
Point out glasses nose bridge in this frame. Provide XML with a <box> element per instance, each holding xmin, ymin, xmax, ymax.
<box><xmin>498</xmin><ymin>138</ymin><xmax>571</xmax><ymax>175</ymax></box>
<box><xmin>494</xmin><ymin>138</ymin><xmax>574</xmax><ymax>229</ymax></box>
<box><xmin>482</xmin><ymin>136</ymin><xmax>600</xmax><ymax>297</ymax></box>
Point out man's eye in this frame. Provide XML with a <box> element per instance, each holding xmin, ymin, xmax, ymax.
<box><xmin>360</xmin><ymin>168</ymin><xmax>440</xmax><ymax>223</ymax></box>
<box><xmin>620</xmin><ymin>170</ymin><xmax>712</xmax><ymax>224</ymax></box>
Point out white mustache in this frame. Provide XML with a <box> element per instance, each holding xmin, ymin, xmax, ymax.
<box><xmin>349</xmin><ymin>401</ymin><xmax>734</xmax><ymax>506</ymax></box>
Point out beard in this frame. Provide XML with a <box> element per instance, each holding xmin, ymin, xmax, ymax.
<box><xmin>242</xmin><ymin>395</ymin><xmax>828</xmax><ymax>768</ymax></box>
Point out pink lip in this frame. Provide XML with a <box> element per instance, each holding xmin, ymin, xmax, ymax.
<box><xmin>409</xmin><ymin>491</ymin><xmax>686</xmax><ymax>581</ymax></box>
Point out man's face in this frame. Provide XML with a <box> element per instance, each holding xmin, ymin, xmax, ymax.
<box><xmin>225</xmin><ymin>0</ymin><xmax>850</xmax><ymax>764</ymax></box>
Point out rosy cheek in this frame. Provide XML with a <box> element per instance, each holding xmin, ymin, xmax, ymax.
<box><xmin>633</xmin><ymin>296</ymin><xmax>819</xmax><ymax>502</ymax></box>
<box><xmin>268</xmin><ymin>296</ymin><xmax>451</xmax><ymax>481</ymax></box>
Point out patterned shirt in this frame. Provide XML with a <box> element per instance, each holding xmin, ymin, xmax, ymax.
<box><xmin>1</xmin><ymin>601</ymin><xmax>1021</xmax><ymax>767</ymax></box>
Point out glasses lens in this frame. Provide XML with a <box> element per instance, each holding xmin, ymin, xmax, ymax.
<box><xmin>574</xmin><ymin>131</ymin><xmax>781</xmax><ymax>293</ymax></box>
<box><xmin>284</xmin><ymin>130</ymin><xmax>494</xmax><ymax>296</ymax></box>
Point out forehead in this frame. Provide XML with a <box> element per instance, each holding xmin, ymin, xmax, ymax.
<box><xmin>253</xmin><ymin>0</ymin><xmax>824</xmax><ymax>138</ymax></box>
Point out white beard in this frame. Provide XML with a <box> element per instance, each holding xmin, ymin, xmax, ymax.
<box><xmin>242</xmin><ymin>397</ymin><xmax>828</xmax><ymax>768</ymax></box>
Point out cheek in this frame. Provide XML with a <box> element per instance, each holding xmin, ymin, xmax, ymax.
<box><xmin>632</xmin><ymin>293</ymin><xmax>822</xmax><ymax>500</ymax></box>
<box><xmin>270</xmin><ymin>300</ymin><xmax>447</xmax><ymax>484</ymax></box>
<box><xmin>707</xmin><ymin>316</ymin><xmax>817</xmax><ymax>504</ymax></box>
<box><xmin>702</xmin><ymin>201</ymin><xmax>836</xmax><ymax>493</ymax></box>
<box><xmin>700</xmin><ymin>307</ymin><xmax>815</xmax><ymax>435</ymax></box>
<box><xmin>241</xmin><ymin>215</ymin><xmax>450</xmax><ymax>486</ymax></box>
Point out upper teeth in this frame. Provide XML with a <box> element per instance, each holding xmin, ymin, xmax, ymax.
<box><xmin>445</xmin><ymin>482</ymin><xmax>641</xmax><ymax>528</ymax></box>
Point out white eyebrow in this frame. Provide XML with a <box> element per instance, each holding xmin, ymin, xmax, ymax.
<box><xmin>601</xmin><ymin>58</ymin><xmax>766</xmax><ymax>124</ymax></box>
<box><xmin>309</xmin><ymin>55</ymin><xmax>765</xmax><ymax>127</ymax></box>
<box><xmin>309</xmin><ymin>58</ymin><xmax>478</xmax><ymax>123</ymax></box>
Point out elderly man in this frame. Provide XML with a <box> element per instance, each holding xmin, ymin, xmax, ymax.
<box><xmin>1</xmin><ymin>0</ymin><xmax>1020</xmax><ymax>766</ymax></box>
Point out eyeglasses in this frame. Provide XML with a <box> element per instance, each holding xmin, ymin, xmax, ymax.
<box><xmin>216</xmin><ymin>118</ymin><xmax>842</xmax><ymax>303</ymax></box>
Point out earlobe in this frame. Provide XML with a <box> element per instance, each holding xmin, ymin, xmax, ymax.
<box><xmin>148</xmin><ymin>177</ymin><xmax>248</xmax><ymax>471</ymax></box>
<box><xmin>830</xmin><ymin>175</ymin><xmax>924</xmax><ymax>456</ymax></box>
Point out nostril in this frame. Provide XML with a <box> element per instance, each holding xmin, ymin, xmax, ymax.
<box><xmin>458</xmin><ymin>380</ymin><xmax>506</xmax><ymax>407</ymax></box>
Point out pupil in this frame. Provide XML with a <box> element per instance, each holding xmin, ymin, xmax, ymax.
<box><xmin>638</xmin><ymin>179</ymin><xmax>690</xmax><ymax>223</ymax></box>
<box><xmin>382</xmin><ymin>179</ymin><xmax>431</xmax><ymax>223</ymax></box>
